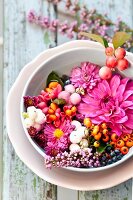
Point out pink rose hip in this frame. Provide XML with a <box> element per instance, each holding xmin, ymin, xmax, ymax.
<box><xmin>105</xmin><ymin>47</ymin><xmax>114</xmax><ymax>56</ymax></box>
<box><xmin>70</xmin><ymin>93</ymin><xmax>81</xmax><ymax>105</ymax></box>
<box><xmin>117</xmin><ymin>58</ymin><xmax>129</xmax><ymax>71</ymax></box>
<box><xmin>115</xmin><ymin>48</ymin><xmax>126</xmax><ymax>59</ymax></box>
<box><xmin>99</xmin><ymin>66</ymin><xmax>112</xmax><ymax>79</ymax></box>
<box><xmin>106</xmin><ymin>56</ymin><xmax>117</xmax><ymax>68</ymax></box>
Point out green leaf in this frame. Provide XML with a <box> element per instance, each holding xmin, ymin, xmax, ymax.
<box><xmin>46</xmin><ymin>71</ymin><xmax>64</xmax><ymax>87</ymax></box>
<box><xmin>53</xmin><ymin>98</ymin><xmax>66</xmax><ymax>105</ymax></box>
<box><xmin>80</xmin><ymin>32</ymin><xmax>109</xmax><ymax>48</ymax></box>
<box><xmin>112</xmin><ymin>32</ymin><xmax>131</xmax><ymax>49</ymax></box>
<box><xmin>97</xmin><ymin>143</ymin><xmax>111</xmax><ymax>153</ymax></box>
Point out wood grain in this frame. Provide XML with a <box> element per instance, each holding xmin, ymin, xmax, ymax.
<box><xmin>3</xmin><ymin>0</ymin><xmax>57</xmax><ymax>199</ymax></box>
<box><xmin>0</xmin><ymin>0</ymin><xmax>3</xmax><ymax>198</ymax></box>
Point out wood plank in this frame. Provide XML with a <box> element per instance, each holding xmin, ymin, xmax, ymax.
<box><xmin>0</xmin><ymin>0</ymin><xmax>3</xmax><ymax>198</ymax></box>
<box><xmin>3</xmin><ymin>0</ymin><xmax>57</xmax><ymax>199</ymax></box>
<box><xmin>57</xmin><ymin>187</ymin><xmax>78</xmax><ymax>200</ymax></box>
<box><xmin>79</xmin><ymin>179</ymin><xmax>132</xmax><ymax>200</ymax></box>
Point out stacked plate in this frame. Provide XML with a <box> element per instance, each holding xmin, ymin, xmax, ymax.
<box><xmin>6</xmin><ymin>40</ymin><xmax>133</xmax><ymax>190</ymax></box>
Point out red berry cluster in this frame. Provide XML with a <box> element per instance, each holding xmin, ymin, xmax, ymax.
<box><xmin>105</xmin><ymin>47</ymin><xmax>129</xmax><ymax>70</ymax></box>
<box><xmin>99</xmin><ymin>47</ymin><xmax>129</xmax><ymax>80</ymax></box>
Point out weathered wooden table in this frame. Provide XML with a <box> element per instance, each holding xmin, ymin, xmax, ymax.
<box><xmin>0</xmin><ymin>0</ymin><xmax>132</xmax><ymax>199</ymax></box>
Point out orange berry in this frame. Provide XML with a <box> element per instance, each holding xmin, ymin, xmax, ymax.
<box><xmin>92</xmin><ymin>125</ymin><xmax>100</xmax><ymax>136</ymax></box>
<box><xmin>50</xmin><ymin>102</ymin><xmax>58</xmax><ymax>111</ymax></box>
<box><xmin>49</xmin><ymin>114</ymin><xmax>57</xmax><ymax>121</ymax></box>
<box><xmin>101</xmin><ymin>123</ymin><xmax>107</xmax><ymax>129</ymax></box>
<box><xmin>102</xmin><ymin>134</ymin><xmax>110</xmax><ymax>142</ymax></box>
<box><xmin>102</xmin><ymin>129</ymin><xmax>108</xmax><ymax>135</ymax></box>
<box><xmin>110</xmin><ymin>141</ymin><xmax>116</xmax><ymax>147</ymax></box>
<box><xmin>120</xmin><ymin>146</ymin><xmax>129</xmax><ymax>155</ymax></box>
<box><xmin>111</xmin><ymin>133</ymin><xmax>119</xmax><ymax>142</ymax></box>
<box><xmin>48</xmin><ymin>108</ymin><xmax>55</xmax><ymax>114</ymax></box>
<box><xmin>121</xmin><ymin>134</ymin><xmax>129</xmax><ymax>142</ymax></box>
<box><xmin>48</xmin><ymin>81</ymin><xmax>59</xmax><ymax>89</ymax></box>
<box><xmin>45</xmin><ymin>88</ymin><xmax>52</xmax><ymax>93</ymax></box>
<box><xmin>83</xmin><ymin>118</ymin><xmax>92</xmax><ymax>128</ymax></box>
<box><xmin>94</xmin><ymin>132</ymin><xmax>102</xmax><ymax>140</ymax></box>
<box><xmin>71</xmin><ymin>106</ymin><xmax>77</xmax><ymax>113</ymax></box>
<box><xmin>65</xmin><ymin>109</ymin><xmax>72</xmax><ymax>116</ymax></box>
<box><xmin>126</xmin><ymin>139</ymin><xmax>133</xmax><ymax>147</ymax></box>
<box><xmin>116</xmin><ymin>140</ymin><xmax>125</xmax><ymax>148</ymax></box>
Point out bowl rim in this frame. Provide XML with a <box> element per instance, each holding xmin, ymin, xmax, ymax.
<box><xmin>20</xmin><ymin>46</ymin><xmax>133</xmax><ymax>172</ymax></box>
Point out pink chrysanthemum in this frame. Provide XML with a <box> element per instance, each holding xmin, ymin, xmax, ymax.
<box><xmin>70</xmin><ymin>62</ymin><xmax>100</xmax><ymax>92</ymax></box>
<box><xmin>78</xmin><ymin>75</ymin><xmax>133</xmax><ymax>136</ymax></box>
<box><xmin>44</xmin><ymin>120</ymin><xmax>74</xmax><ymax>156</ymax></box>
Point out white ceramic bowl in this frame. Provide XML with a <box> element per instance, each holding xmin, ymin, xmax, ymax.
<box><xmin>21</xmin><ymin>46</ymin><xmax>133</xmax><ymax>172</ymax></box>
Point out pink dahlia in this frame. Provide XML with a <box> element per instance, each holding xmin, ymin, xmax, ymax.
<box><xmin>70</xmin><ymin>62</ymin><xmax>100</xmax><ymax>92</ymax></box>
<box><xmin>78</xmin><ymin>75</ymin><xmax>133</xmax><ymax>135</ymax></box>
<box><xmin>44</xmin><ymin>120</ymin><xmax>74</xmax><ymax>156</ymax></box>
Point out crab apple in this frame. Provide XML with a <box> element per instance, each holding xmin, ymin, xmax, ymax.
<box><xmin>99</xmin><ymin>66</ymin><xmax>112</xmax><ymax>79</ymax></box>
<box><xmin>115</xmin><ymin>48</ymin><xmax>126</xmax><ymax>59</ymax></box>
<box><xmin>117</xmin><ymin>58</ymin><xmax>129</xmax><ymax>71</ymax></box>
<box><xmin>106</xmin><ymin>56</ymin><xmax>117</xmax><ymax>68</ymax></box>
<box><xmin>105</xmin><ymin>47</ymin><xmax>114</xmax><ymax>56</ymax></box>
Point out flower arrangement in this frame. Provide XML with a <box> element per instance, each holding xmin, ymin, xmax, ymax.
<box><xmin>27</xmin><ymin>0</ymin><xmax>133</xmax><ymax>50</ymax></box>
<box><xmin>22</xmin><ymin>32</ymin><xmax>133</xmax><ymax>169</ymax></box>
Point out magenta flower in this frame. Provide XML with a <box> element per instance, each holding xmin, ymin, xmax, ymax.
<box><xmin>78</xmin><ymin>75</ymin><xmax>133</xmax><ymax>135</ymax></box>
<box><xmin>44</xmin><ymin>120</ymin><xmax>74</xmax><ymax>156</ymax></box>
<box><xmin>70</xmin><ymin>62</ymin><xmax>100</xmax><ymax>92</ymax></box>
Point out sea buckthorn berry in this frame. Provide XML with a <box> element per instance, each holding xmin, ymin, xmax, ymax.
<box><xmin>116</xmin><ymin>140</ymin><xmax>125</xmax><ymax>148</ymax></box>
<box><xmin>105</xmin><ymin>47</ymin><xmax>114</xmax><ymax>56</ymax></box>
<box><xmin>115</xmin><ymin>48</ymin><xmax>126</xmax><ymax>59</ymax></box>
<box><xmin>117</xmin><ymin>58</ymin><xmax>129</xmax><ymax>71</ymax></box>
<box><xmin>48</xmin><ymin>81</ymin><xmax>59</xmax><ymax>89</ymax></box>
<box><xmin>103</xmin><ymin>129</ymin><xmax>108</xmax><ymax>135</ymax></box>
<box><xmin>49</xmin><ymin>114</ymin><xmax>57</xmax><ymax>121</ymax></box>
<box><xmin>126</xmin><ymin>139</ymin><xmax>133</xmax><ymax>147</ymax></box>
<box><xmin>102</xmin><ymin>134</ymin><xmax>110</xmax><ymax>142</ymax></box>
<box><xmin>45</xmin><ymin>88</ymin><xmax>52</xmax><ymax>93</ymax></box>
<box><xmin>101</xmin><ymin>123</ymin><xmax>107</xmax><ymax>129</ymax></box>
<box><xmin>65</xmin><ymin>109</ymin><xmax>72</xmax><ymax>116</ymax></box>
<box><xmin>48</xmin><ymin>108</ymin><xmax>55</xmax><ymax>114</ymax></box>
<box><xmin>110</xmin><ymin>141</ymin><xmax>116</xmax><ymax>147</ymax></box>
<box><xmin>106</xmin><ymin>56</ymin><xmax>117</xmax><ymax>68</ymax></box>
<box><xmin>94</xmin><ymin>125</ymin><xmax>100</xmax><ymax>132</ymax></box>
<box><xmin>111</xmin><ymin>133</ymin><xmax>119</xmax><ymax>142</ymax></box>
<box><xmin>121</xmin><ymin>134</ymin><xmax>129</xmax><ymax>142</ymax></box>
<box><xmin>50</xmin><ymin>102</ymin><xmax>58</xmax><ymax>111</ymax></box>
<box><xmin>94</xmin><ymin>132</ymin><xmax>102</xmax><ymax>140</ymax></box>
<box><xmin>71</xmin><ymin>106</ymin><xmax>77</xmax><ymax>113</ymax></box>
<box><xmin>94</xmin><ymin>141</ymin><xmax>100</xmax><ymax>148</ymax></box>
<box><xmin>120</xmin><ymin>146</ymin><xmax>129</xmax><ymax>155</ymax></box>
<box><xmin>99</xmin><ymin>66</ymin><xmax>112</xmax><ymax>80</ymax></box>
<box><xmin>83</xmin><ymin>118</ymin><xmax>92</xmax><ymax>128</ymax></box>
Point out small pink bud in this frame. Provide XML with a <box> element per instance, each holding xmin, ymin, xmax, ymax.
<box><xmin>42</xmin><ymin>107</ymin><xmax>49</xmax><ymax>114</ymax></box>
<box><xmin>99</xmin><ymin>66</ymin><xmax>112</xmax><ymax>80</ymax></box>
<box><xmin>58</xmin><ymin>91</ymin><xmax>70</xmax><ymax>103</ymax></box>
<box><xmin>37</xmin><ymin>102</ymin><xmax>47</xmax><ymax>109</ymax></box>
<box><xmin>70</xmin><ymin>93</ymin><xmax>81</xmax><ymax>105</ymax></box>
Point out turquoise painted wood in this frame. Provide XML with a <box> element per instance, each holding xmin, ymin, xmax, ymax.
<box><xmin>2</xmin><ymin>0</ymin><xmax>132</xmax><ymax>199</ymax></box>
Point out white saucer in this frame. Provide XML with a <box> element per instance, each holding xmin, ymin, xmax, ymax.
<box><xmin>6</xmin><ymin>40</ymin><xmax>133</xmax><ymax>190</ymax></box>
